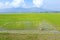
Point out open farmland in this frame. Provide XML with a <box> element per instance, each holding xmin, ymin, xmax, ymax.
<box><xmin>0</xmin><ymin>12</ymin><xmax>60</xmax><ymax>40</ymax></box>
<box><xmin>0</xmin><ymin>13</ymin><xmax>60</xmax><ymax>30</ymax></box>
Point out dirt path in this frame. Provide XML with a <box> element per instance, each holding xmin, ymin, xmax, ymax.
<box><xmin>0</xmin><ymin>30</ymin><xmax>60</xmax><ymax>34</ymax></box>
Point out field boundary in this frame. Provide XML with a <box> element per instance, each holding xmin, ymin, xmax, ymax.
<box><xmin>0</xmin><ymin>30</ymin><xmax>60</xmax><ymax>34</ymax></box>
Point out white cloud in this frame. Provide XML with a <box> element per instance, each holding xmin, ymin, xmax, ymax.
<box><xmin>4</xmin><ymin>2</ymin><xmax>11</xmax><ymax>8</ymax></box>
<box><xmin>22</xmin><ymin>3</ymin><xmax>33</xmax><ymax>8</ymax></box>
<box><xmin>10</xmin><ymin>0</ymin><xmax>24</xmax><ymax>8</ymax></box>
<box><xmin>0</xmin><ymin>2</ymin><xmax>11</xmax><ymax>9</ymax></box>
<box><xmin>0</xmin><ymin>0</ymin><xmax>25</xmax><ymax>9</ymax></box>
<box><xmin>0</xmin><ymin>2</ymin><xmax>4</xmax><ymax>9</ymax></box>
<box><xmin>0</xmin><ymin>0</ymin><xmax>43</xmax><ymax>9</ymax></box>
<box><xmin>33</xmin><ymin>0</ymin><xmax>43</xmax><ymax>8</ymax></box>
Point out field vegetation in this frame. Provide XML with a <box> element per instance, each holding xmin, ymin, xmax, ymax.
<box><xmin>0</xmin><ymin>13</ymin><xmax>60</xmax><ymax>30</ymax></box>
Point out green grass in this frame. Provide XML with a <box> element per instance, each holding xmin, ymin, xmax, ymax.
<box><xmin>0</xmin><ymin>12</ymin><xmax>60</xmax><ymax>30</ymax></box>
<box><xmin>0</xmin><ymin>33</ymin><xmax>60</xmax><ymax>40</ymax></box>
<box><xmin>0</xmin><ymin>33</ymin><xmax>38</xmax><ymax>40</ymax></box>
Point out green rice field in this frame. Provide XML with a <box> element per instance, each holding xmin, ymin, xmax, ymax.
<box><xmin>0</xmin><ymin>12</ymin><xmax>60</xmax><ymax>30</ymax></box>
<box><xmin>0</xmin><ymin>12</ymin><xmax>60</xmax><ymax>40</ymax></box>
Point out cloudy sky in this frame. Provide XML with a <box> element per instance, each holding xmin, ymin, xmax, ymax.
<box><xmin>0</xmin><ymin>0</ymin><xmax>60</xmax><ymax>12</ymax></box>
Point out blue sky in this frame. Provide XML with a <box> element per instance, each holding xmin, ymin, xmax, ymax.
<box><xmin>0</xmin><ymin>0</ymin><xmax>60</xmax><ymax>12</ymax></box>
